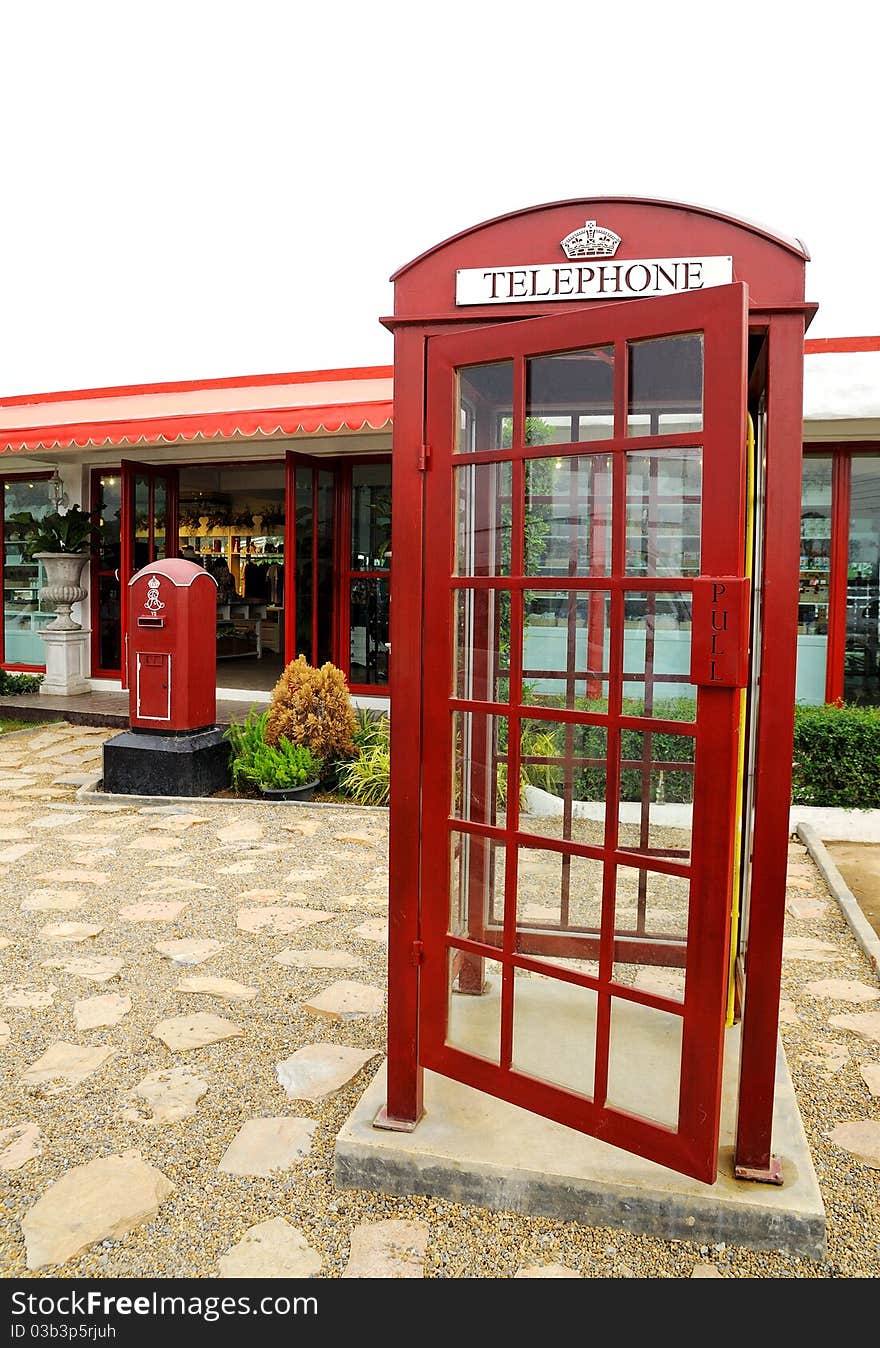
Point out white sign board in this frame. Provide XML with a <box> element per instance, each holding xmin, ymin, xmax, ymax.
<box><xmin>455</xmin><ymin>255</ymin><xmax>733</xmax><ymax>306</ymax></box>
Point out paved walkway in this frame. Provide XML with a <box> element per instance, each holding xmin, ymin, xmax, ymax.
<box><xmin>0</xmin><ymin>722</ymin><xmax>878</xmax><ymax>1278</ymax></box>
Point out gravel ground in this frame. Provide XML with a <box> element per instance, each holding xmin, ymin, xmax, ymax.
<box><xmin>0</xmin><ymin>722</ymin><xmax>878</xmax><ymax>1279</ymax></box>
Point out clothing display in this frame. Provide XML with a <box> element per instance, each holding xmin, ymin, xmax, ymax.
<box><xmin>205</xmin><ymin>556</ymin><xmax>237</xmax><ymax>605</ymax></box>
<box><xmin>243</xmin><ymin>559</ymin><xmax>268</xmax><ymax>600</ymax></box>
<box><xmin>266</xmin><ymin>562</ymin><xmax>284</xmax><ymax>606</ymax></box>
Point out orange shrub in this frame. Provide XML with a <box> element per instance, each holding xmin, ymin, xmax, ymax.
<box><xmin>264</xmin><ymin>656</ymin><xmax>357</xmax><ymax>762</ymax></box>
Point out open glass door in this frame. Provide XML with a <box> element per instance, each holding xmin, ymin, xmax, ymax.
<box><xmin>419</xmin><ymin>283</ymin><xmax>749</xmax><ymax>1183</ymax></box>
<box><xmin>284</xmin><ymin>452</ymin><xmax>335</xmax><ymax>668</ymax></box>
<box><xmin>120</xmin><ymin>461</ymin><xmax>179</xmax><ymax>688</ymax></box>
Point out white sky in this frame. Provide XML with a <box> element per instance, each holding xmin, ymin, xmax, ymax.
<box><xmin>1</xmin><ymin>1</ymin><xmax>878</xmax><ymax>397</ymax></box>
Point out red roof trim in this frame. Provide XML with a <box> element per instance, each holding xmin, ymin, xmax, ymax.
<box><xmin>0</xmin><ymin>400</ymin><xmax>393</xmax><ymax>455</ymax></box>
<box><xmin>804</xmin><ymin>336</ymin><xmax>880</xmax><ymax>353</ymax></box>
<box><xmin>0</xmin><ymin>365</ymin><xmax>394</xmax><ymax>410</ymax></box>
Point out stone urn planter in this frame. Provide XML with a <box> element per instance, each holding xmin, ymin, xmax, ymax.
<box><xmin>34</xmin><ymin>552</ymin><xmax>90</xmax><ymax>631</ymax></box>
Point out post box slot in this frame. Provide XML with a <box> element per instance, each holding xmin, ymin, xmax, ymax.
<box><xmin>137</xmin><ymin>617</ymin><xmax>165</xmax><ymax>628</ymax></box>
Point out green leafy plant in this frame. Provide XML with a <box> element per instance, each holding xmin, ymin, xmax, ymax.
<box><xmin>244</xmin><ymin>739</ymin><xmax>323</xmax><ymax>791</ymax></box>
<box><xmin>7</xmin><ymin>506</ymin><xmax>95</xmax><ymax>558</ymax></box>
<box><xmin>337</xmin><ymin>714</ymin><xmax>390</xmax><ymax>806</ymax></box>
<box><xmin>792</xmin><ymin>703</ymin><xmax>880</xmax><ymax>808</ymax></box>
<box><xmin>520</xmin><ymin>725</ymin><xmax>565</xmax><ymax>793</ymax></box>
<box><xmin>225</xmin><ymin>706</ymin><xmax>322</xmax><ymax>792</ymax></box>
<box><xmin>226</xmin><ymin>708</ymin><xmax>271</xmax><ymax>792</ymax></box>
<box><xmin>0</xmin><ymin>671</ymin><xmax>43</xmax><ymax>695</ymax></box>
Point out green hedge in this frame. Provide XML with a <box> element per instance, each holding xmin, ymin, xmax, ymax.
<box><xmin>792</xmin><ymin>703</ymin><xmax>880</xmax><ymax>808</ymax></box>
<box><xmin>0</xmin><ymin>671</ymin><xmax>42</xmax><ymax>696</ymax></box>
<box><xmin>520</xmin><ymin>697</ymin><xmax>880</xmax><ymax>809</ymax></box>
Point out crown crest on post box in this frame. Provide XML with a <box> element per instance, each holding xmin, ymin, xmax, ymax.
<box><xmin>560</xmin><ymin>220</ymin><xmax>622</xmax><ymax>259</ymax></box>
<box><xmin>144</xmin><ymin>576</ymin><xmax>165</xmax><ymax>613</ymax></box>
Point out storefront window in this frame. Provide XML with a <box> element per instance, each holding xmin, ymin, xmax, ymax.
<box><xmin>349</xmin><ymin>463</ymin><xmax>391</xmax><ymax>686</ymax></box>
<box><xmin>351</xmin><ymin>463</ymin><xmax>391</xmax><ymax>570</ymax></box>
<box><xmin>844</xmin><ymin>455</ymin><xmax>880</xmax><ymax>705</ymax></box>
<box><xmin>2</xmin><ymin>477</ymin><xmax>58</xmax><ymax>667</ymax></box>
<box><xmin>796</xmin><ymin>456</ymin><xmax>832</xmax><ymax>704</ymax></box>
<box><xmin>350</xmin><ymin>576</ymin><xmax>390</xmax><ymax>685</ymax></box>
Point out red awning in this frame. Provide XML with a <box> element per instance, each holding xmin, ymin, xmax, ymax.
<box><xmin>0</xmin><ymin>399</ymin><xmax>394</xmax><ymax>455</ymax></box>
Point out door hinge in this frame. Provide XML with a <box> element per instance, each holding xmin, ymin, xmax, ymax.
<box><xmin>418</xmin><ymin>443</ymin><xmax>431</xmax><ymax>471</ymax></box>
<box><xmin>410</xmin><ymin>940</ymin><xmax>424</xmax><ymax>966</ymax></box>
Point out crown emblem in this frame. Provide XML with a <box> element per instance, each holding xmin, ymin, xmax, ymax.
<box><xmin>560</xmin><ymin>220</ymin><xmax>622</xmax><ymax>259</ymax></box>
<box><xmin>144</xmin><ymin>575</ymin><xmax>165</xmax><ymax>613</ymax></box>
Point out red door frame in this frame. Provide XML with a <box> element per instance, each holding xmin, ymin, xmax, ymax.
<box><xmin>383</xmin><ymin>196</ymin><xmax>813</xmax><ymax>1184</ymax></box>
<box><xmin>810</xmin><ymin>441</ymin><xmax>880</xmax><ymax>705</ymax></box>
<box><xmin>284</xmin><ymin>450</ymin><xmax>334</xmax><ymax>671</ymax></box>
<box><xmin>284</xmin><ymin>450</ymin><xmax>392</xmax><ymax>692</ymax></box>
<box><xmin>0</xmin><ymin>468</ymin><xmax>55</xmax><ymax>672</ymax></box>
<box><xmin>120</xmin><ymin>460</ymin><xmax>179</xmax><ymax>689</ymax></box>
<box><xmin>416</xmin><ymin>285</ymin><xmax>748</xmax><ymax>1182</ymax></box>
<box><xmin>339</xmin><ymin>456</ymin><xmax>393</xmax><ymax>694</ymax></box>
<box><xmin>89</xmin><ymin>466</ymin><xmax>123</xmax><ymax>679</ymax></box>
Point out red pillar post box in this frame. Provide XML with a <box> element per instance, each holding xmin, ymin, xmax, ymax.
<box><xmin>103</xmin><ymin>558</ymin><xmax>231</xmax><ymax>797</ymax></box>
<box><xmin>128</xmin><ymin>559</ymin><xmax>217</xmax><ymax>732</ymax></box>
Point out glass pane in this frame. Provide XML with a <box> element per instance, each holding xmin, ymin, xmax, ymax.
<box><xmin>844</xmin><ymin>455</ymin><xmax>880</xmax><ymax>706</ymax></box>
<box><xmin>452</xmin><ymin>711</ymin><xmax>510</xmax><ymax>830</ymax></box>
<box><xmin>3</xmin><ymin>478</ymin><xmax>60</xmax><ymax>665</ymax></box>
<box><xmin>98</xmin><ymin>573</ymin><xmax>122</xmax><ymax>671</ymax></box>
<box><xmin>349</xmin><ymin>577</ymin><xmax>389</xmax><ymax>686</ymax></box>
<box><xmin>294</xmin><ymin>468</ymin><xmax>313</xmax><ymax>660</ymax></box>
<box><xmin>351</xmin><ymin>463</ymin><xmax>391</xmax><ymax>570</ymax></box>
<box><xmin>519</xmin><ymin>719</ymin><xmax>607</xmax><ymax>846</ymax></box>
<box><xmin>515</xmin><ymin>846</ymin><xmax>602</xmax><ymax>979</ymax></box>
<box><xmin>611</xmin><ymin>864</ymin><xmax>689</xmax><ymax>1001</ymax></box>
<box><xmin>524</xmin><ymin>455</ymin><xmax>612</xmax><ymax>577</ymax></box>
<box><xmin>623</xmin><ymin>591</ymin><xmax>695</xmax><ymax>719</ymax></box>
<box><xmin>525</xmin><ymin>346</ymin><xmax>614</xmax><ymax>445</ymax></box>
<box><xmin>450</xmin><ymin>829</ymin><xmax>505</xmax><ymax>944</ymax></box>
<box><xmin>512</xmin><ymin>969</ymin><xmax>598</xmax><ymax>1097</ymax></box>
<box><xmin>627</xmin><ymin>333</ymin><xmax>703</xmax><ymax>436</ymax></box>
<box><xmin>133</xmin><ymin>474</ymin><xmax>150</xmax><ymax>570</ymax></box>
<box><xmin>447</xmin><ymin>950</ymin><xmax>502</xmax><ymax>1063</ymax></box>
<box><xmin>522</xmin><ymin>590</ymin><xmax>610</xmax><ymax>710</ymax></box>
<box><xmin>618</xmin><ymin>730</ymin><xmax>695</xmax><ymax>862</ymax></box>
<box><xmin>317</xmin><ymin>470</ymin><xmax>334</xmax><ymax>667</ymax></box>
<box><xmin>457</xmin><ymin>362</ymin><xmax>514</xmax><ymax>453</ymax></box>
<box><xmin>626</xmin><ymin>450</ymin><xmax>702</xmax><ymax>577</ymax></box>
<box><xmin>153</xmin><ymin>477</ymin><xmax>168</xmax><ymax>562</ymax></box>
<box><xmin>454</xmin><ymin>462</ymin><xmax>513</xmax><ymax>576</ymax></box>
<box><xmin>797</xmin><ymin>456</ymin><xmax>832</xmax><ymax>705</ymax></box>
<box><xmin>453</xmin><ymin>588</ymin><xmax>510</xmax><ymax>703</ymax></box>
<box><xmin>606</xmin><ymin>997</ymin><xmax>682</xmax><ymax>1128</ymax></box>
<box><xmin>96</xmin><ymin>474</ymin><xmax>121</xmax><ymax>571</ymax></box>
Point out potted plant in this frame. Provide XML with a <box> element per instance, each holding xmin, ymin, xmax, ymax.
<box><xmin>226</xmin><ymin>709</ymin><xmax>323</xmax><ymax>801</ymax></box>
<box><xmin>251</xmin><ymin>739</ymin><xmax>323</xmax><ymax>801</ymax></box>
<box><xmin>8</xmin><ymin>506</ymin><xmax>95</xmax><ymax>632</ymax></box>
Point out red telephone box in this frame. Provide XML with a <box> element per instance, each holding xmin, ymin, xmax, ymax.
<box><xmin>381</xmin><ymin>198</ymin><xmax>813</xmax><ymax>1187</ymax></box>
<box><xmin>128</xmin><ymin>559</ymin><xmax>217</xmax><ymax>732</ymax></box>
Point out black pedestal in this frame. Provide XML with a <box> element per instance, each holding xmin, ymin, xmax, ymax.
<box><xmin>102</xmin><ymin>727</ymin><xmax>230</xmax><ymax>798</ymax></box>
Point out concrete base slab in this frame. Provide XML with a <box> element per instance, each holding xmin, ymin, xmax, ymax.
<box><xmin>335</xmin><ymin>1028</ymin><xmax>826</xmax><ymax>1260</ymax></box>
